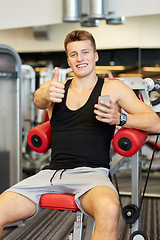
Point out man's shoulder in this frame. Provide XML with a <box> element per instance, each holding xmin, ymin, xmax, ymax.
<box><xmin>101</xmin><ymin>78</ymin><xmax>128</xmax><ymax>97</ymax></box>
<box><xmin>103</xmin><ymin>78</ymin><xmax>123</xmax><ymax>88</ymax></box>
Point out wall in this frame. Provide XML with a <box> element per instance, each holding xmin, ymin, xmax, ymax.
<box><xmin>0</xmin><ymin>15</ymin><xmax>160</xmax><ymax>52</ymax></box>
<box><xmin>0</xmin><ymin>0</ymin><xmax>160</xmax><ymax>30</ymax></box>
<box><xmin>0</xmin><ymin>0</ymin><xmax>62</xmax><ymax>30</ymax></box>
<box><xmin>111</xmin><ymin>0</ymin><xmax>160</xmax><ymax>17</ymax></box>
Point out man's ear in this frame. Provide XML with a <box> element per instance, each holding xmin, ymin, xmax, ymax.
<box><xmin>95</xmin><ymin>52</ymin><xmax>99</xmax><ymax>63</ymax></box>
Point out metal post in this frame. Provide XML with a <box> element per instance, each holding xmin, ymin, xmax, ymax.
<box><xmin>73</xmin><ymin>211</ymin><xmax>84</xmax><ymax>240</ymax></box>
<box><xmin>131</xmin><ymin>152</ymin><xmax>142</xmax><ymax>233</ymax></box>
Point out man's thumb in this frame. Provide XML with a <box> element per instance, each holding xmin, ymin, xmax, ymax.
<box><xmin>53</xmin><ymin>67</ymin><xmax>59</xmax><ymax>82</ymax></box>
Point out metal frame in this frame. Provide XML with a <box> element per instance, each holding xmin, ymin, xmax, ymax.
<box><xmin>68</xmin><ymin>150</ymin><xmax>144</xmax><ymax>239</ymax></box>
<box><xmin>0</xmin><ymin>44</ymin><xmax>22</xmax><ymax>228</ymax></box>
<box><xmin>131</xmin><ymin>152</ymin><xmax>142</xmax><ymax>233</ymax></box>
<box><xmin>0</xmin><ymin>44</ymin><xmax>22</xmax><ymax>186</ymax></box>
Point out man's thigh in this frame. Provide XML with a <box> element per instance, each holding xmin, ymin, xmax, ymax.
<box><xmin>0</xmin><ymin>191</ymin><xmax>37</xmax><ymax>227</ymax></box>
<box><xmin>4</xmin><ymin>170</ymin><xmax>57</xmax><ymax>216</ymax></box>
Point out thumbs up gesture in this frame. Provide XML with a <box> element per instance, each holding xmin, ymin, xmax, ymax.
<box><xmin>48</xmin><ymin>67</ymin><xmax>65</xmax><ymax>103</ymax></box>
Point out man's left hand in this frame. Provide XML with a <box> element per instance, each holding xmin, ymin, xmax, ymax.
<box><xmin>94</xmin><ymin>99</ymin><xmax>120</xmax><ymax>125</ymax></box>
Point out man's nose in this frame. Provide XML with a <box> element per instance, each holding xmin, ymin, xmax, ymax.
<box><xmin>77</xmin><ymin>53</ymin><xmax>83</xmax><ymax>61</ymax></box>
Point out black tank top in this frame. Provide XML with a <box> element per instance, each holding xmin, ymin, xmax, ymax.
<box><xmin>43</xmin><ymin>77</ymin><xmax>115</xmax><ymax>170</ymax></box>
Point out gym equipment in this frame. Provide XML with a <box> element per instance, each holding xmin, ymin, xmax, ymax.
<box><xmin>21</xmin><ymin>65</ymin><xmax>36</xmax><ymax>158</ymax></box>
<box><xmin>28</xmin><ymin>121</ymin><xmax>149</xmax><ymax>239</ymax></box>
<box><xmin>130</xmin><ymin>230</ymin><xmax>148</xmax><ymax>240</ymax></box>
<box><xmin>0</xmin><ymin>44</ymin><xmax>22</xmax><ymax>193</ymax></box>
<box><xmin>112</xmin><ymin>127</ymin><xmax>148</xmax><ymax>157</ymax></box>
<box><xmin>27</xmin><ymin>121</ymin><xmax>51</xmax><ymax>153</ymax></box>
<box><xmin>0</xmin><ymin>44</ymin><xmax>22</xmax><ymax>228</ymax></box>
<box><xmin>122</xmin><ymin>204</ymin><xmax>140</xmax><ymax>225</ymax></box>
<box><xmin>21</xmin><ymin>65</ymin><xmax>36</xmax><ymax>135</ymax></box>
<box><xmin>145</xmin><ymin>78</ymin><xmax>160</xmax><ymax>113</ymax></box>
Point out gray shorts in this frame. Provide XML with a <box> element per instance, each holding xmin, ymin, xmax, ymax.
<box><xmin>5</xmin><ymin>167</ymin><xmax>117</xmax><ymax>217</ymax></box>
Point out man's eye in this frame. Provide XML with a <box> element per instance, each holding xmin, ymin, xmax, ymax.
<box><xmin>83</xmin><ymin>51</ymin><xmax>89</xmax><ymax>54</ymax></box>
<box><xmin>71</xmin><ymin>53</ymin><xmax>76</xmax><ymax>57</ymax></box>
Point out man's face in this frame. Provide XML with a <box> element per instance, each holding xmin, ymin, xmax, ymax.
<box><xmin>67</xmin><ymin>40</ymin><xmax>98</xmax><ymax>78</ymax></box>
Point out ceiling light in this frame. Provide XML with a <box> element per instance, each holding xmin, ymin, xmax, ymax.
<box><xmin>81</xmin><ymin>19</ymin><xmax>99</xmax><ymax>27</ymax></box>
<box><xmin>106</xmin><ymin>16</ymin><xmax>125</xmax><ymax>25</ymax></box>
<box><xmin>142</xmin><ymin>67</ymin><xmax>160</xmax><ymax>72</ymax></box>
<box><xmin>96</xmin><ymin>66</ymin><xmax>126</xmax><ymax>71</ymax></box>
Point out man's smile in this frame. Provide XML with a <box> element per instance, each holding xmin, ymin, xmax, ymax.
<box><xmin>76</xmin><ymin>63</ymin><xmax>88</xmax><ymax>68</ymax></box>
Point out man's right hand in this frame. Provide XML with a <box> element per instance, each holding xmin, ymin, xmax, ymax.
<box><xmin>46</xmin><ymin>67</ymin><xmax>65</xmax><ymax>103</ymax></box>
<box><xmin>34</xmin><ymin>67</ymin><xmax>65</xmax><ymax>110</ymax></box>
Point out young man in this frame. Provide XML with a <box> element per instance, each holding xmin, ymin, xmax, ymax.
<box><xmin>0</xmin><ymin>30</ymin><xmax>160</xmax><ymax>240</ymax></box>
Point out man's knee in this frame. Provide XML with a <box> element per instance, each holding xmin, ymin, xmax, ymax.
<box><xmin>94</xmin><ymin>193</ymin><xmax>119</xmax><ymax>222</ymax></box>
<box><xmin>91</xmin><ymin>194</ymin><xmax>119</xmax><ymax>237</ymax></box>
<box><xmin>81</xmin><ymin>186</ymin><xmax>119</xmax><ymax>221</ymax></box>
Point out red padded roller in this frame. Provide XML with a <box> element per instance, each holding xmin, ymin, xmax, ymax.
<box><xmin>27</xmin><ymin>121</ymin><xmax>51</xmax><ymax>153</ymax></box>
<box><xmin>40</xmin><ymin>193</ymin><xmax>79</xmax><ymax>211</ymax></box>
<box><xmin>112</xmin><ymin>128</ymin><xmax>147</xmax><ymax>157</ymax></box>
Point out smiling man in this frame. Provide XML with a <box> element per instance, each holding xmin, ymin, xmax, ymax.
<box><xmin>0</xmin><ymin>30</ymin><xmax>160</xmax><ymax>240</ymax></box>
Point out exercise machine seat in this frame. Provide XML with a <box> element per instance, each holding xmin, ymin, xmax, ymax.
<box><xmin>40</xmin><ymin>193</ymin><xmax>79</xmax><ymax>211</ymax></box>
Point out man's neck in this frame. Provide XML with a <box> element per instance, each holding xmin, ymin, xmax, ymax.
<box><xmin>71</xmin><ymin>74</ymin><xmax>98</xmax><ymax>92</ymax></box>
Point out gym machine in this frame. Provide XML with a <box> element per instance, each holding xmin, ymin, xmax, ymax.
<box><xmin>27</xmin><ymin>76</ymin><xmax>160</xmax><ymax>240</ymax></box>
<box><xmin>21</xmin><ymin>65</ymin><xmax>38</xmax><ymax>172</ymax></box>
<box><xmin>0</xmin><ymin>44</ymin><xmax>22</xmax><ymax>194</ymax></box>
<box><xmin>21</xmin><ymin>65</ymin><xmax>36</xmax><ymax>137</ymax></box>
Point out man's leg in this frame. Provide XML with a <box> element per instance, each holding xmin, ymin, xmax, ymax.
<box><xmin>0</xmin><ymin>191</ymin><xmax>37</xmax><ymax>239</ymax></box>
<box><xmin>80</xmin><ymin>186</ymin><xmax>119</xmax><ymax>240</ymax></box>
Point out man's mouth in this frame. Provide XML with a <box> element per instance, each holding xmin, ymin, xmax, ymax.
<box><xmin>76</xmin><ymin>64</ymin><xmax>88</xmax><ymax>68</ymax></box>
